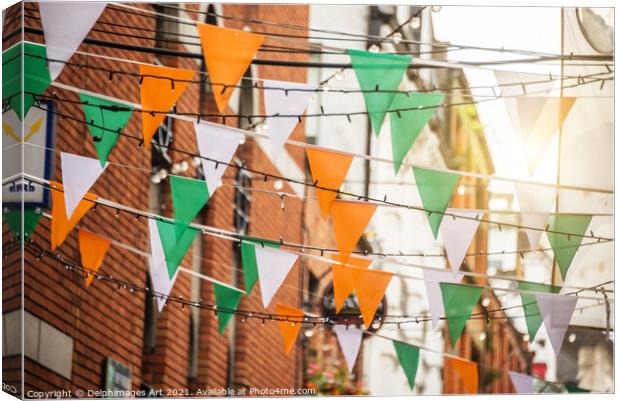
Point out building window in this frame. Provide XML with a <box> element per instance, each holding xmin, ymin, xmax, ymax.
<box><xmin>233</xmin><ymin>167</ymin><xmax>252</xmax><ymax>236</ymax></box>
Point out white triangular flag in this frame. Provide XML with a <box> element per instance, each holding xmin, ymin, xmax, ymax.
<box><xmin>61</xmin><ymin>152</ymin><xmax>107</xmax><ymax>219</ymax></box>
<box><xmin>333</xmin><ymin>325</ymin><xmax>363</xmax><ymax>373</ymax></box>
<box><xmin>423</xmin><ymin>268</ymin><xmax>463</xmax><ymax>328</ymax></box>
<box><xmin>508</xmin><ymin>371</ymin><xmax>534</xmax><ymax>394</ymax></box>
<box><xmin>535</xmin><ymin>294</ymin><xmax>577</xmax><ymax>355</ymax></box>
<box><xmin>263</xmin><ymin>80</ymin><xmax>316</xmax><ymax>161</ymax></box>
<box><xmin>439</xmin><ymin>209</ymin><xmax>480</xmax><ymax>275</ymax></box>
<box><xmin>514</xmin><ymin>183</ymin><xmax>556</xmax><ymax>248</ymax></box>
<box><xmin>194</xmin><ymin>121</ymin><xmax>243</xmax><ymax>196</ymax></box>
<box><xmin>40</xmin><ymin>2</ymin><xmax>107</xmax><ymax>81</ymax></box>
<box><xmin>255</xmin><ymin>246</ymin><xmax>298</xmax><ymax>308</ymax></box>
<box><xmin>148</xmin><ymin>219</ymin><xmax>179</xmax><ymax>312</ymax></box>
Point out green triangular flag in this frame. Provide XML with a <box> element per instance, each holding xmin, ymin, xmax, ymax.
<box><xmin>347</xmin><ymin>49</ymin><xmax>411</xmax><ymax>136</ymax></box>
<box><xmin>240</xmin><ymin>239</ymin><xmax>280</xmax><ymax>295</ymax></box>
<box><xmin>80</xmin><ymin>93</ymin><xmax>133</xmax><ymax>167</ymax></box>
<box><xmin>413</xmin><ymin>167</ymin><xmax>459</xmax><ymax>238</ymax></box>
<box><xmin>440</xmin><ymin>282</ymin><xmax>483</xmax><ymax>348</ymax></box>
<box><xmin>213</xmin><ymin>282</ymin><xmax>245</xmax><ymax>334</ymax></box>
<box><xmin>2</xmin><ymin>43</ymin><xmax>52</xmax><ymax>119</ymax></box>
<box><xmin>389</xmin><ymin>92</ymin><xmax>445</xmax><ymax>173</ymax></box>
<box><xmin>393</xmin><ymin>340</ymin><xmax>420</xmax><ymax>390</ymax></box>
<box><xmin>565</xmin><ymin>384</ymin><xmax>590</xmax><ymax>393</ymax></box>
<box><xmin>3</xmin><ymin>208</ymin><xmax>42</xmax><ymax>241</ymax></box>
<box><xmin>155</xmin><ymin>220</ymin><xmax>200</xmax><ymax>279</ymax></box>
<box><xmin>517</xmin><ymin>280</ymin><xmax>561</xmax><ymax>341</ymax></box>
<box><xmin>547</xmin><ymin>214</ymin><xmax>592</xmax><ymax>280</ymax></box>
<box><xmin>170</xmin><ymin>175</ymin><xmax>210</xmax><ymax>240</ymax></box>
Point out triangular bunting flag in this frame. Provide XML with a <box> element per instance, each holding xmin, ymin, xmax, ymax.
<box><xmin>514</xmin><ymin>183</ymin><xmax>557</xmax><ymax>248</ymax></box>
<box><xmin>439</xmin><ymin>209</ymin><xmax>480</xmax><ymax>275</ymax></box>
<box><xmin>3</xmin><ymin>208</ymin><xmax>42</xmax><ymax>241</ymax></box>
<box><xmin>276</xmin><ymin>304</ymin><xmax>304</xmax><ymax>354</ymax></box>
<box><xmin>196</xmin><ymin>23</ymin><xmax>264</xmax><ymax>113</ymax></box>
<box><xmin>330</xmin><ymin>254</ymin><xmax>372</xmax><ymax>313</ymax></box>
<box><xmin>194</xmin><ymin>121</ymin><xmax>243</xmax><ymax>196</ymax></box>
<box><xmin>148</xmin><ymin>219</ymin><xmax>179</xmax><ymax>312</ymax></box>
<box><xmin>50</xmin><ymin>181</ymin><xmax>97</xmax><ymax>251</ymax></box>
<box><xmin>347</xmin><ymin>49</ymin><xmax>411</xmax><ymax>136</ymax></box>
<box><xmin>351</xmin><ymin>268</ymin><xmax>392</xmax><ymax>329</ymax></box>
<box><xmin>422</xmin><ymin>269</ymin><xmax>463</xmax><ymax>328</ymax></box>
<box><xmin>331</xmin><ymin>200</ymin><xmax>377</xmax><ymax>264</ymax></box>
<box><xmin>240</xmin><ymin>240</ymin><xmax>280</xmax><ymax>295</ymax></box>
<box><xmin>448</xmin><ymin>358</ymin><xmax>478</xmax><ymax>394</ymax></box>
<box><xmin>213</xmin><ymin>282</ymin><xmax>245</xmax><ymax>334</ymax></box>
<box><xmin>306</xmin><ymin>148</ymin><xmax>353</xmax><ymax>218</ymax></box>
<box><xmin>535</xmin><ymin>293</ymin><xmax>577</xmax><ymax>355</ymax></box>
<box><xmin>80</xmin><ymin>93</ymin><xmax>133</xmax><ymax>167</ymax></box>
<box><xmin>78</xmin><ymin>229</ymin><xmax>111</xmax><ymax>287</ymax></box>
<box><xmin>519</xmin><ymin>98</ymin><xmax>576</xmax><ymax>175</ymax></box>
<box><xmin>547</xmin><ymin>214</ymin><xmax>592</xmax><ymax>280</ymax></box>
<box><xmin>440</xmin><ymin>282</ymin><xmax>483</xmax><ymax>348</ymax></box>
<box><xmin>60</xmin><ymin>152</ymin><xmax>107</xmax><ymax>219</ymax></box>
<box><xmin>169</xmin><ymin>175</ymin><xmax>209</xmax><ymax>239</ymax></box>
<box><xmin>333</xmin><ymin>325</ymin><xmax>363</xmax><ymax>373</ymax></box>
<box><xmin>566</xmin><ymin>384</ymin><xmax>590</xmax><ymax>393</ymax></box>
<box><xmin>389</xmin><ymin>92</ymin><xmax>445</xmax><ymax>172</ymax></box>
<box><xmin>40</xmin><ymin>2</ymin><xmax>106</xmax><ymax>81</ymax></box>
<box><xmin>264</xmin><ymin>80</ymin><xmax>316</xmax><ymax>161</ymax></box>
<box><xmin>2</xmin><ymin>43</ymin><xmax>52</xmax><ymax>119</ymax></box>
<box><xmin>413</xmin><ymin>167</ymin><xmax>459</xmax><ymax>238</ymax></box>
<box><xmin>256</xmin><ymin>246</ymin><xmax>298</xmax><ymax>308</ymax></box>
<box><xmin>508</xmin><ymin>371</ymin><xmax>534</xmax><ymax>394</ymax></box>
<box><xmin>155</xmin><ymin>220</ymin><xmax>199</xmax><ymax>279</ymax></box>
<box><xmin>517</xmin><ymin>280</ymin><xmax>561</xmax><ymax>342</ymax></box>
<box><xmin>140</xmin><ymin>64</ymin><xmax>193</xmax><ymax>148</ymax></box>
<box><xmin>393</xmin><ymin>340</ymin><xmax>420</xmax><ymax>391</ymax></box>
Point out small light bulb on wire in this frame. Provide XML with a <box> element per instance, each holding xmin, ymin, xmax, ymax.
<box><xmin>392</xmin><ymin>32</ymin><xmax>403</xmax><ymax>44</ymax></box>
<box><xmin>321</xmin><ymin>85</ymin><xmax>330</xmax><ymax>93</ymax></box>
<box><xmin>368</xmin><ymin>44</ymin><xmax>380</xmax><ymax>53</ymax></box>
<box><xmin>409</xmin><ymin>17</ymin><xmax>421</xmax><ymax>29</ymax></box>
<box><xmin>431</xmin><ymin>6</ymin><xmax>442</xmax><ymax>13</ymax></box>
<box><xmin>479</xmin><ymin>331</ymin><xmax>487</xmax><ymax>341</ymax></box>
<box><xmin>273</xmin><ymin>179</ymin><xmax>284</xmax><ymax>190</ymax></box>
<box><xmin>334</xmin><ymin>70</ymin><xmax>344</xmax><ymax>81</ymax></box>
<box><xmin>568</xmin><ymin>333</ymin><xmax>577</xmax><ymax>343</ymax></box>
<box><xmin>481</xmin><ymin>297</ymin><xmax>490</xmax><ymax>307</ymax></box>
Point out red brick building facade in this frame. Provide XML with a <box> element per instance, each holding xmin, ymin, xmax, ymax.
<box><xmin>3</xmin><ymin>2</ymin><xmax>326</xmax><ymax>397</ymax></box>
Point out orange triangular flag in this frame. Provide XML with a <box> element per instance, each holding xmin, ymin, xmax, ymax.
<box><xmin>331</xmin><ymin>200</ymin><xmax>377</xmax><ymax>264</ymax></box>
<box><xmin>306</xmin><ymin>148</ymin><xmax>354</xmax><ymax>218</ymax></box>
<box><xmin>139</xmin><ymin>64</ymin><xmax>194</xmax><ymax>148</ymax></box>
<box><xmin>276</xmin><ymin>304</ymin><xmax>304</xmax><ymax>355</ymax></box>
<box><xmin>350</xmin><ymin>268</ymin><xmax>392</xmax><ymax>329</ymax></box>
<box><xmin>78</xmin><ymin>230</ymin><xmax>111</xmax><ymax>287</ymax></box>
<box><xmin>50</xmin><ymin>181</ymin><xmax>97</xmax><ymax>251</ymax></box>
<box><xmin>448</xmin><ymin>358</ymin><xmax>478</xmax><ymax>394</ymax></box>
<box><xmin>330</xmin><ymin>254</ymin><xmax>372</xmax><ymax>313</ymax></box>
<box><xmin>196</xmin><ymin>23</ymin><xmax>265</xmax><ymax>113</ymax></box>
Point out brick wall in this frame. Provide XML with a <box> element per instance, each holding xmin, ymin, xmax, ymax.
<box><xmin>3</xmin><ymin>2</ymin><xmax>317</xmax><ymax>396</ymax></box>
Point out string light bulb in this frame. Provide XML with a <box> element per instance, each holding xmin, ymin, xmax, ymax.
<box><xmin>479</xmin><ymin>331</ymin><xmax>487</xmax><ymax>341</ymax></box>
<box><xmin>392</xmin><ymin>32</ymin><xmax>403</xmax><ymax>44</ymax></box>
<box><xmin>368</xmin><ymin>44</ymin><xmax>381</xmax><ymax>53</ymax></box>
<box><xmin>409</xmin><ymin>17</ymin><xmax>421</xmax><ymax>29</ymax></box>
<box><xmin>334</xmin><ymin>70</ymin><xmax>344</xmax><ymax>81</ymax></box>
<box><xmin>431</xmin><ymin>6</ymin><xmax>442</xmax><ymax>12</ymax></box>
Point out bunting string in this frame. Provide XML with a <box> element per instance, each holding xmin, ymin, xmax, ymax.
<box><xmin>7</xmin><ymin>175</ymin><xmax>613</xmax><ymax>299</ymax></box>
<box><xmin>20</xmin><ymin>240</ymin><xmax>612</xmax><ymax>328</ymax></box>
<box><xmin>18</xmin><ymin>90</ymin><xmax>614</xmax><ymax>196</ymax></box>
<box><xmin>14</xmin><ymin>240</ymin><xmax>612</xmax><ymax>389</ymax></box>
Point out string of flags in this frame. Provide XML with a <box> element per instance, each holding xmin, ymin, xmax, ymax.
<box><xmin>9</xmin><ymin>176</ymin><xmax>611</xmax><ymax>305</ymax></box>
<box><xmin>11</xmin><ymin>176</ymin><xmax>601</xmax><ymax>365</ymax></box>
<box><xmin>14</xmin><ymin>241</ymin><xmax>596</xmax><ymax>395</ymax></box>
